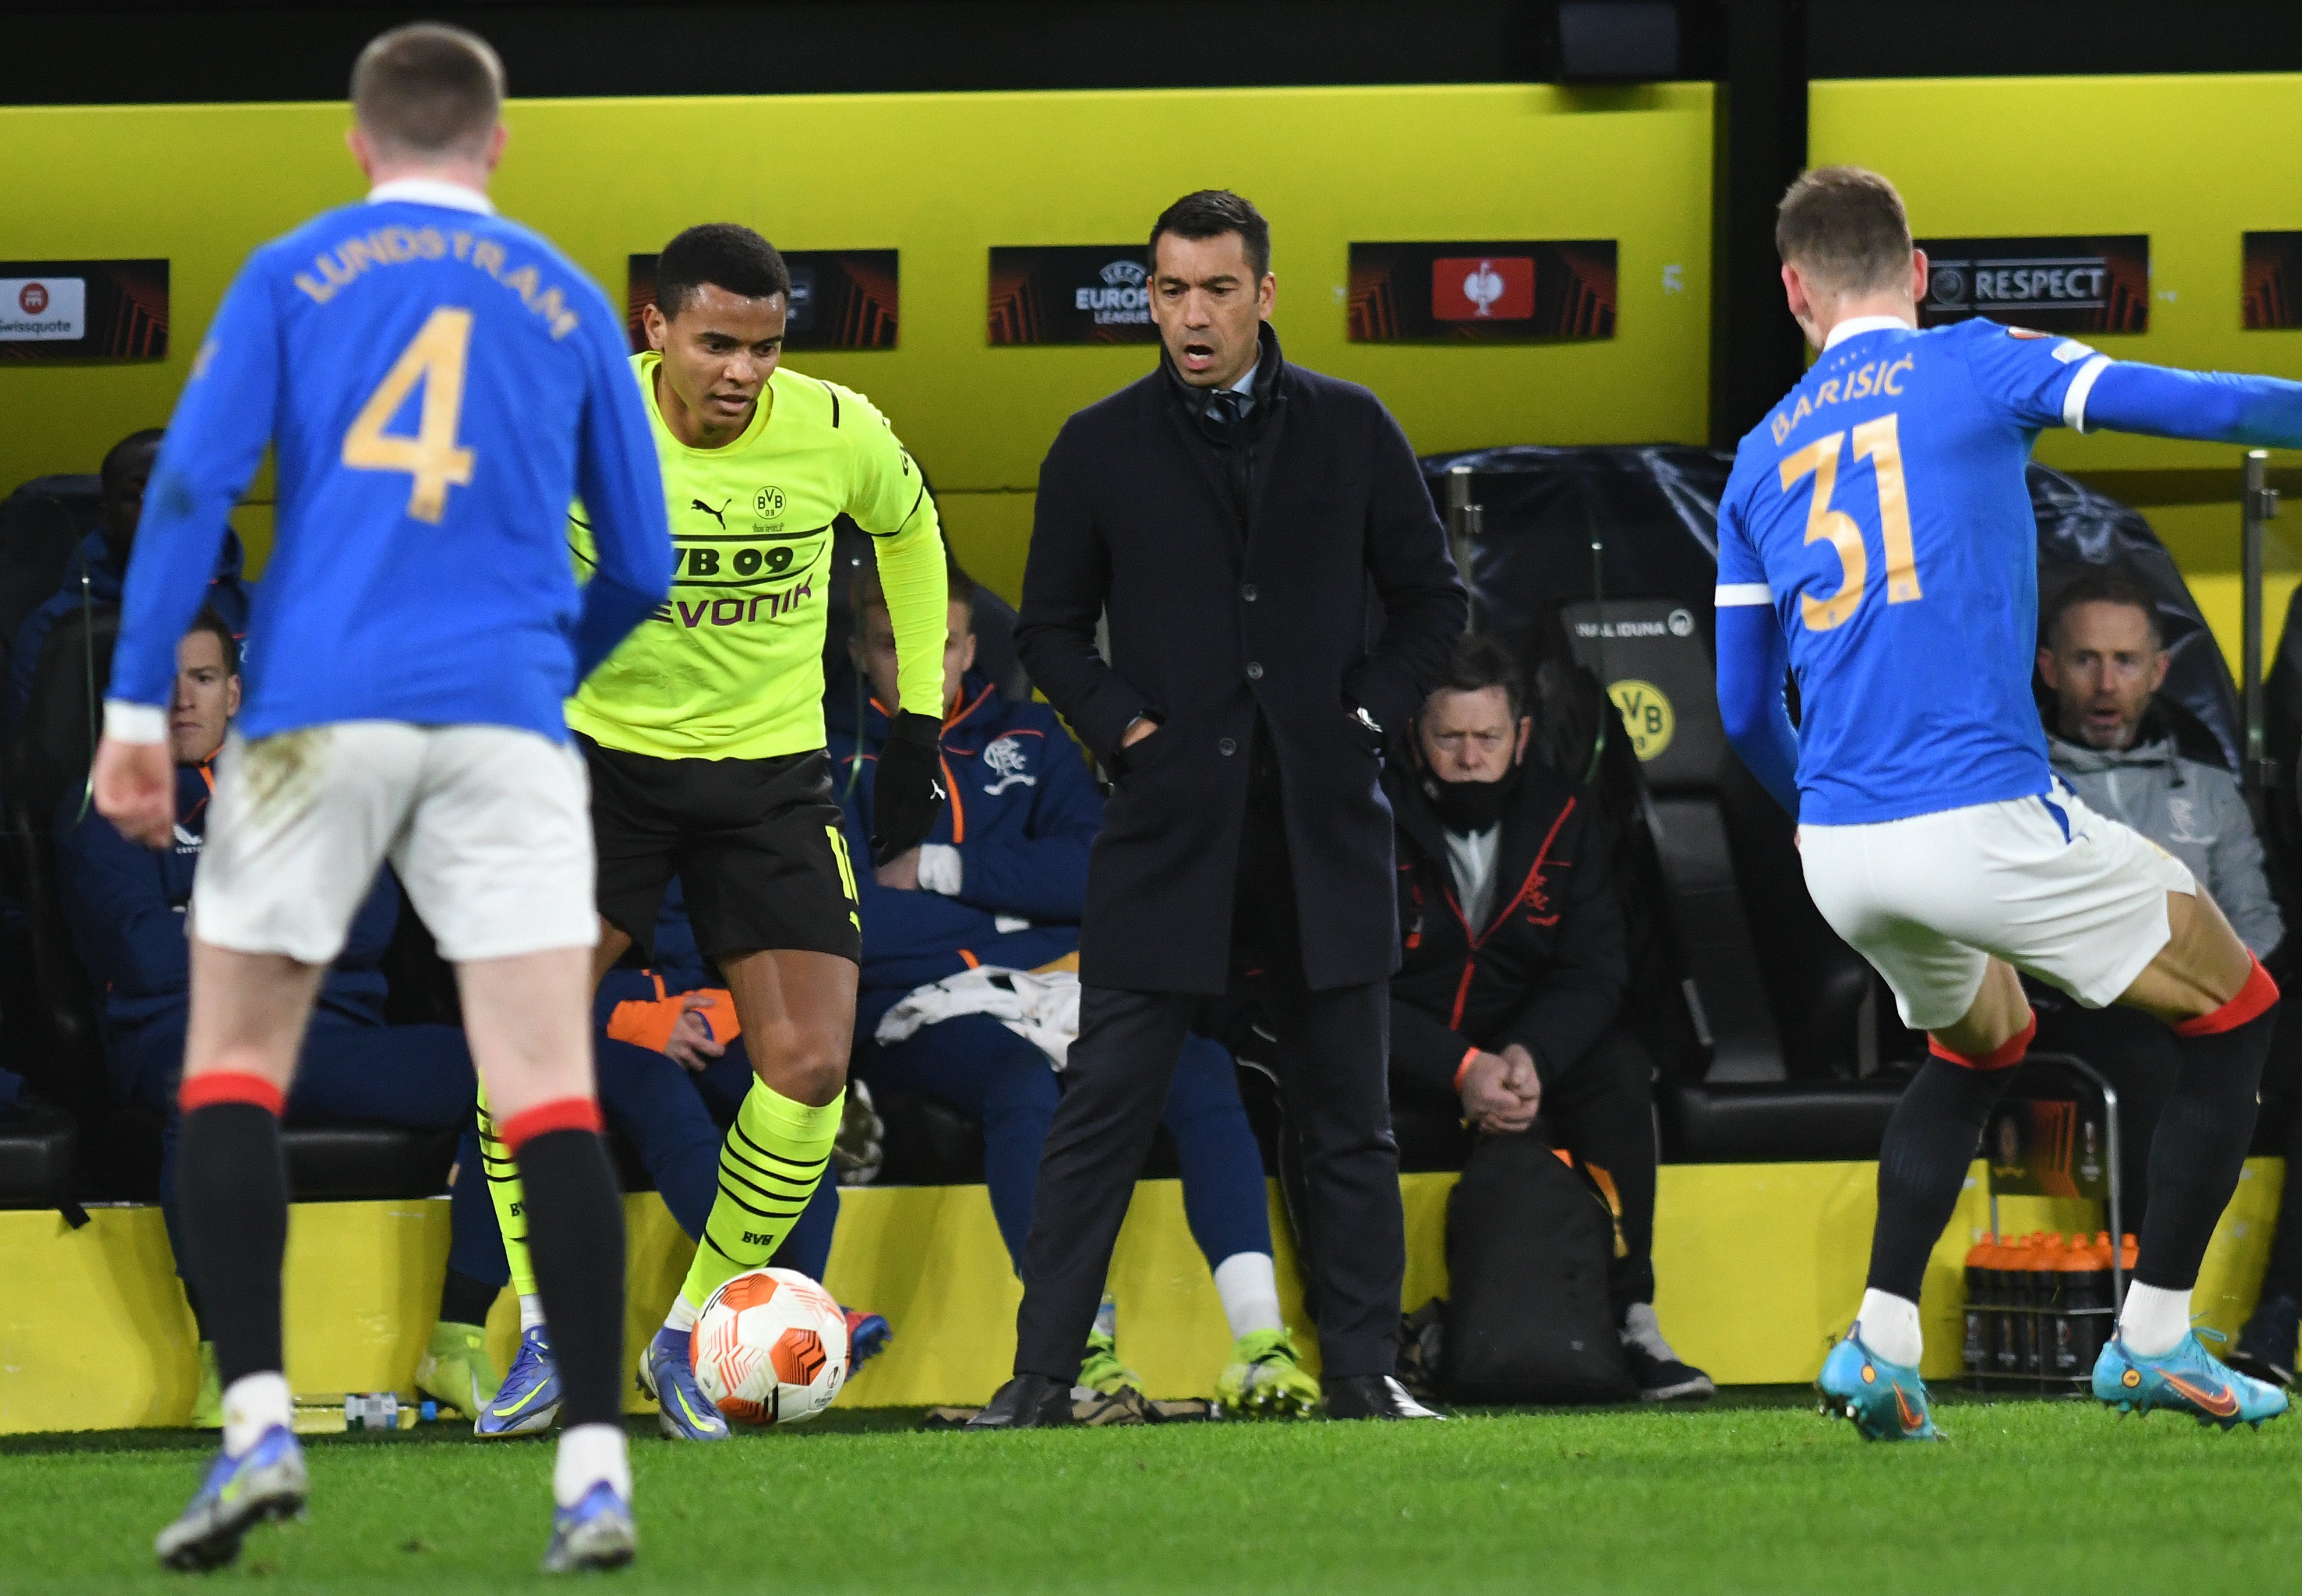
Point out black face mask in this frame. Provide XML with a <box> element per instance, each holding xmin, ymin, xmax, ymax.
<box><xmin>1422</xmin><ymin>767</ymin><xmax>1516</xmax><ymax>834</ymax></box>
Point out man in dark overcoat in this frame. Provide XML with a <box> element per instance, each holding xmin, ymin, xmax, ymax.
<box><xmin>971</xmin><ymin>190</ymin><xmax>1465</xmax><ymax>1425</ymax></box>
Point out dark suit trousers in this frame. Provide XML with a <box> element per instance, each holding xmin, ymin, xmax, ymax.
<box><xmin>1012</xmin><ymin>723</ymin><xmax>1407</xmax><ymax>1381</ymax></box>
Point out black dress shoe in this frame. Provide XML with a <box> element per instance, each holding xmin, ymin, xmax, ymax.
<box><xmin>964</xmin><ymin>1373</ymin><xmax>1075</xmax><ymax>1429</ymax></box>
<box><xmin>1322</xmin><ymin>1374</ymin><xmax>1444</xmax><ymax>1420</ymax></box>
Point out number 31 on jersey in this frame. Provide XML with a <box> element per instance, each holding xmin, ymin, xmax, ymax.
<box><xmin>1778</xmin><ymin>412</ymin><xmax>1919</xmax><ymax>632</ymax></box>
<box><xmin>341</xmin><ymin>306</ymin><xmax>477</xmax><ymax>524</ymax></box>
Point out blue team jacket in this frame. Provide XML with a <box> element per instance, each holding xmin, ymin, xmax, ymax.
<box><xmin>827</xmin><ymin>670</ymin><xmax>1101</xmax><ymax>1035</ymax></box>
<box><xmin>54</xmin><ymin>760</ymin><xmax>396</xmax><ymax>1096</ymax></box>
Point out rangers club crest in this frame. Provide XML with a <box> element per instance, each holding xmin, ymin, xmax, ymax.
<box><xmin>980</xmin><ymin>736</ymin><xmax>1036</xmax><ymax>795</ymax></box>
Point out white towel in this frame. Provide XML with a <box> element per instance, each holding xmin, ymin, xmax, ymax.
<box><xmin>873</xmin><ymin>965</ymin><xmax>1082</xmax><ymax>1069</ymax></box>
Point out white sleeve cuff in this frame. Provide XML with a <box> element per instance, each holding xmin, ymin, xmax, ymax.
<box><xmin>1714</xmin><ymin>583</ymin><xmax>1773</xmax><ymax>607</ymax></box>
<box><xmin>103</xmin><ymin>700</ymin><xmax>168</xmax><ymax>745</ymax></box>
<box><xmin>917</xmin><ymin>843</ymin><xmax>964</xmax><ymax>896</ymax></box>
<box><xmin>2063</xmin><ymin>354</ymin><xmax>2113</xmax><ymax>433</ymax></box>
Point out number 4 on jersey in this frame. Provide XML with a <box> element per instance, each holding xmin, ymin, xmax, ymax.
<box><xmin>1777</xmin><ymin>412</ymin><xmax>1920</xmax><ymax>631</ymax></box>
<box><xmin>341</xmin><ymin>306</ymin><xmax>478</xmax><ymax>523</ymax></box>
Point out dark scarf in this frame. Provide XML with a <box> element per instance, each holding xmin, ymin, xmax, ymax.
<box><xmin>1160</xmin><ymin>322</ymin><xmax>1283</xmax><ymax>449</ymax></box>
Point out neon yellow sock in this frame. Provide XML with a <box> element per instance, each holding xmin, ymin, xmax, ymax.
<box><xmin>678</xmin><ymin>1082</ymin><xmax>842</xmax><ymax>1313</ymax></box>
<box><xmin>474</xmin><ymin>1087</ymin><xmax>536</xmax><ymax>1298</ymax></box>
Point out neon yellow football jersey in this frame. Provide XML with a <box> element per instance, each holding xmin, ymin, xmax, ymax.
<box><xmin>567</xmin><ymin>352</ymin><xmax>947</xmax><ymax>761</ymax></box>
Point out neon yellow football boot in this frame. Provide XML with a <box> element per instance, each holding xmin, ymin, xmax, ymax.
<box><xmin>189</xmin><ymin>1341</ymin><xmax>223</xmax><ymax>1430</ymax></box>
<box><xmin>1217</xmin><ymin>1327</ymin><xmax>1320</xmax><ymax>1418</ymax></box>
<box><xmin>416</xmin><ymin>1321</ymin><xmax>503</xmax><ymax>1420</ymax></box>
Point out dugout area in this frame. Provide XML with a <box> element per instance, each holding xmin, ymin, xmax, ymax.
<box><xmin>9</xmin><ymin>50</ymin><xmax>2302</xmax><ymax>1440</ymax></box>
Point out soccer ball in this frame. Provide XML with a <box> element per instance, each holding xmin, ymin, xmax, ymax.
<box><xmin>690</xmin><ymin>1267</ymin><xmax>850</xmax><ymax>1426</ymax></box>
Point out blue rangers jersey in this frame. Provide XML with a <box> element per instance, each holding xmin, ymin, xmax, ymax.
<box><xmin>111</xmin><ymin>179</ymin><xmax>671</xmax><ymax>744</ymax></box>
<box><xmin>1715</xmin><ymin>315</ymin><xmax>2302</xmax><ymax>825</ymax></box>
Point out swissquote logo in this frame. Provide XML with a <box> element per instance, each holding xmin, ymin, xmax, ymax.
<box><xmin>1075</xmin><ymin>260</ymin><xmax>1150</xmax><ymax>326</ymax></box>
<box><xmin>1432</xmin><ymin>256</ymin><xmax>1534</xmax><ymax>321</ymax></box>
<box><xmin>0</xmin><ymin>276</ymin><xmax>86</xmax><ymax>342</ymax></box>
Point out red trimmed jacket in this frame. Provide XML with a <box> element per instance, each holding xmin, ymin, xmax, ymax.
<box><xmin>1383</xmin><ymin>754</ymin><xmax>1627</xmax><ymax>1103</ymax></box>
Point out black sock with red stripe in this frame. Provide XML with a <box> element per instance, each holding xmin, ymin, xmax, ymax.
<box><xmin>503</xmin><ymin>1103</ymin><xmax>625</xmax><ymax>1430</ymax></box>
<box><xmin>1866</xmin><ymin>1026</ymin><xmax>2030</xmax><ymax>1302</ymax></box>
<box><xmin>175</xmin><ymin>1076</ymin><xmax>290</xmax><ymax>1389</ymax></box>
<box><xmin>2137</xmin><ymin>961</ymin><xmax>2280</xmax><ymax>1291</ymax></box>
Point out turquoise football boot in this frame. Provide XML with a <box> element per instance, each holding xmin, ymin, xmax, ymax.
<box><xmin>541</xmin><ymin>1480</ymin><xmax>635</xmax><ymax>1574</ymax></box>
<box><xmin>476</xmin><ymin>1325</ymin><xmax>562</xmax><ymax>1438</ymax></box>
<box><xmin>1816</xmin><ymin>1323</ymin><xmax>1943</xmax><ymax>1441</ymax></box>
<box><xmin>153</xmin><ymin>1424</ymin><xmax>308</xmax><ymax>1572</ymax></box>
<box><xmin>2093</xmin><ymin>1327</ymin><xmax>2289</xmax><ymax>1430</ymax></box>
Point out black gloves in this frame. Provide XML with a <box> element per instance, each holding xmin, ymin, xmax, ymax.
<box><xmin>871</xmin><ymin>710</ymin><xmax>948</xmax><ymax>866</ymax></box>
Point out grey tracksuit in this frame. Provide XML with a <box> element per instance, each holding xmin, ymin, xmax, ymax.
<box><xmin>2047</xmin><ymin>725</ymin><xmax>2285</xmax><ymax>958</ymax></box>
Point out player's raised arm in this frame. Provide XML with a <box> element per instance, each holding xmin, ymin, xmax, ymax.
<box><xmin>2078</xmin><ymin>360</ymin><xmax>2302</xmax><ymax>449</ymax></box>
<box><xmin>1959</xmin><ymin>317</ymin><xmax>2302</xmax><ymax>449</ymax></box>
<box><xmin>569</xmin><ymin>311</ymin><xmax>674</xmax><ymax>680</ymax></box>
<box><xmin>112</xmin><ymin>266</ymin><xmax>277</xmax><ymax>736</ymax></box>
<box><xmin>846</xmin><ymin>390</ymin><xmax>949</xmax><ymax>864</ymax></box>
<box><xmin>1712</xmin><ymin>488</ymin><xmax>1802</xmax><ymax>817</ymax></box>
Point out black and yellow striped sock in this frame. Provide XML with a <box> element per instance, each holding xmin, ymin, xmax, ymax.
<box><xmin>677</xmin><ymin>1081</ymin><xmax>842</xmax><ymax>1315</ymax></box>
<box><xmin>475</xmin><ymin>1087</ymin><xmax>538</xmax><ymax>1299</ymax></box>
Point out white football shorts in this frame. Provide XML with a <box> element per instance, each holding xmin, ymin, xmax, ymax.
<box><xmin>1798</xmin><ymin>782</ymin><xmax>2195</xmax><ymax>1032</ymax></box>
<box><xmin>192</xmin><ymin>722</ymin><xmax>598</xmax><ymax>966</ymax></box>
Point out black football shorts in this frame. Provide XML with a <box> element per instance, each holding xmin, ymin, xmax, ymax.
<box><xmin>579</xmin><ymin>735</ymin><xmax>862</xmax><ymax>965</ymax></box>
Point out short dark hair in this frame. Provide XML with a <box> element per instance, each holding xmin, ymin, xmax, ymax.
<box><xmin>655</xmin><ymin>224</ymin><xmax>790</xmax><ymax>319</ymax></box>
<box><xmin>1149</xmin><ymin>189</ymin><xmax>1272</xmax><ymax>281</ymax></box>
<box><xmin>1429</xmin><ymin>633</ymin><xmax>1525</xmax><ymax>721</ymax></box>
<box><xmin>185</xmin><ymin>607</ymin><xmax>241</xmax><ymax>678</ymax></box>
<box><xmin>350</xmin><ymin>23</ymin><xmax>504</xmax><ymax>160</ymax></box>
<box><xmin>1775</xmin><ymin>165</ymin><xmax>1913</xmax><ymax>296</ymax></box>
<box><xmin>854</xmin><ymin>551</ymin><xmax>974</xmax><ymax>619</ymax></box>
<box><xmin>101</xmin><ymin>428</ymin><xmax>164</xmax><ymax>492</ymax></box>
<box><xmin>2046</xmin><ymin>570</ymin><xmax>2165</xmax><ymax>651</ymax></box>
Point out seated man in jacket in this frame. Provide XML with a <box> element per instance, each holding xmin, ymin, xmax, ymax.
<box><xmin>1386</xmin><ymin>634</ymin><xmax>1711</xmax><ymax>1401</ymax></box>
<box><xmin>2033</xmin><ymin>571</ymin><xmax>2301</xmax><ymax>1380</ymax></box>
<box><xmin>54</xmin><ymin>611</ymin><xmax>489</xmax><ymax>1423</ymax></box>
<box><xmin>9</xmin><ymin>428</ymin><xmax>250</xmax><ymax>729</ymax></box>
<box><xmin>834</xmin><ymin>557</ymin><xmax>1315</xmax><ymax>1414</ymax></box>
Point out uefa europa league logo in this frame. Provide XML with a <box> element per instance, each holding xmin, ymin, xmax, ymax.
<box><xmin>1461</xmin><ymin>260</ymin><xmax>1506</xmax><ymax>317</ymax></box>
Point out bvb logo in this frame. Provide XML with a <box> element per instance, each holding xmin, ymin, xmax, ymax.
<box><xmin>754</xmin><ymin>486</ymin><xmax>785</xmax><ymax>517</ymax></box>
<box><xmin>1607</xmin><ymin>679</ymin><xmax>1675</xmax><ymax>762</ymax></box>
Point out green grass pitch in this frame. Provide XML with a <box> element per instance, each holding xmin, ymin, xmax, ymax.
<box><xmin>6</xmin><ymin>1392</ymin><xmax>2295</xmax><ymax>1593</ymax></box>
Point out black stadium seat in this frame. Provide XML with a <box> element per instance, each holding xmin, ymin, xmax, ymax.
<box><xmin>0</xmin><ymin>472</ymin><xmax>101</xmax><ymax>661</ymax></box>
<box><xmin>0</xmin><ymin>1097</ymin><xmax>77</xmax><ymax>1211</ymax></box>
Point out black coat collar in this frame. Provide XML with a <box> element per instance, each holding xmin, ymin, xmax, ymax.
<box><xmin>1157</xmin><ymin>321</ymin><xmax>1286</xmax><ymax>440</ymax></box>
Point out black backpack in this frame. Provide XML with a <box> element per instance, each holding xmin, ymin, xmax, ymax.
<box><xmin>1442</xmin><ymin>1132</ymin><xmax>1636</xmax><ymax>1404</ymax></box>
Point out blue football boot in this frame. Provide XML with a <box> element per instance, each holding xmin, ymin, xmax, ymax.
<box><xmin>2093</xmin><ymin>1327</ymin><xmax>2289</xmax><ymax>1430</ymax></box>
<box><xmin>1816</xmin><ymin>1323</ymin><xmax>1943</xmax><ymax>1442</ymax></box>
<box><xmin>637</xmin><ymin>1325</ymin><xmax>729</xmax><ymax>1442</ymax></box>
<box><xmin>845</xmin><ymin>1308</ymin><xmax>892</xmax><ymax>1370</ymax></box>
<box><xmin>476</xmin><ymin>1325</ymin><xmax>562</xmax><ymax>1438</ymax></box>
<box><xmin>153</xmin><ymin>1424</ymin><xmax>308</xmax><ymax>1572</ymax></box>
<box><xmin>541</xmin><ymin>1480</ymin><xmax>635</xmax><ymax>1574</ymax></box>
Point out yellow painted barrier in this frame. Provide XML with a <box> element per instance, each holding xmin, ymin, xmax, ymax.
<box><xmin>0</xmin><ymin>1160</ymin><xmax>2280</xmax><ymax>1433</ymax></box>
